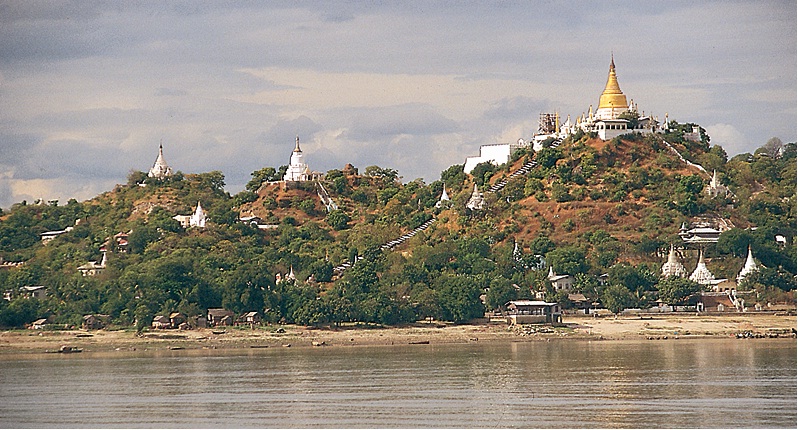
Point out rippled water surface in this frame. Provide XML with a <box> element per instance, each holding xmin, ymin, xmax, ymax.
<box><xmin>0</xmin><ymin>338</ymin><xmax>795</xmax><ymax>428</ymax></box>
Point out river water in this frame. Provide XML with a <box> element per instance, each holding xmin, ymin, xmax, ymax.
<box><xmin>0</xmin><ymin>338</ymin><xmax>795</xmax><ymax>428</ymax></box>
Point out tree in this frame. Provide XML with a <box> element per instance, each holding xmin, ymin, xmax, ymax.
<box><xmin>246</xmin><ymin>167</ymin><xmax>278</xmax><ymax>192</ymax></box>
<box><xmin>607</xmin><ymin>263</ymin><xmax>657</xmax><ymax>295</ymax></box>
<box><xmin>485</xmin><ymin>277</ymin><xmax>517</xmax><ymax>312</ymax></box>
<box><xmin>325</xmin><ymin>210</ymin><xmax>350</xmax><ymax>230</ymax></box>
<box><xmin>436</xmin><ymin>275</ymin><xmax>484</xmax><ymax>323</ymax></box>
<box><xmin>469</xmin><ymin>162</ymin><xmax>497</xmax><ymax>188</ymax></box>
<box><xmin>759</xmin><ymin>137</ymin><xmax>784</xmax><ymax>159</ymax></box>
<box><xmin>546</xmin><ymin>246</ymin><xmax>589</xmax><ymax>276</ymax></box>
<box><xmin>601</xmin><ymin>284</ymin><xmax>635</xmax><ymax>315</ymax></box>
<box><xmin>127</xmin><ymin>170</ymin><xmax>148</xmax><ymax>186</ymax></box>
<box><xmin>536</xmin><ymin>147</ymin><xmax>562</xmax><ymax>169</ymax></box>
<box><xmin>740</xmin><ymin>266</ymin><xmax>795</xmax><ymax>292</ymax></box>
<box><xmin>657</xmin><ymin>277</ymin><xmax>700</xmax><ymax>306</ymax></box>
<box><xmin>440</xmin><ymin>164</ymin><xmax>466</xmax><ymax>191</ymax></box>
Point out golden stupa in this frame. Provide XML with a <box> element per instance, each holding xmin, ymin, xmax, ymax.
<box><xmin>597</xmin><ymin>55</ymin><xmax>629</xmax><ymax>112</ymax></box>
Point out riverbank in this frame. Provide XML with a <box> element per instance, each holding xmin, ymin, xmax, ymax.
<box><xmin>0</xmin><ymin>313</ymin><xmax>794</xmax><ymax>355</ymax></box>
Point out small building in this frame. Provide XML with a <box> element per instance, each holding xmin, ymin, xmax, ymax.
<box><xmin>505</xmin><ymin>300</ymin><xmax>561</xmax><ymax>324</ymax></box>
<box><xmin>435</xmin><ymin>184</ymin><xmax>451</xmax><ymax>208</ymax></box>
<box><xmin>697</xmin><ymin>292</ymin><xmax>739</xmax><ymax>313</ymax></box>
<box><xmin>83</xmin><ymin>314</ymin><xmax>109</xmax><ymax>330</ymax></box>
<box><xmin>593</xmin><ymin>119</ymin><xmax>629</xmax><ymax>141</ymax></box>
<box><xmin>236</xmin><ymin>311</ymin><xmax>262</xmax><ymax>326</ymax></box>
<box><xmin>207</xmin><ymin>308</ymin><xmax>234</xmax><ymax>327</ymax></box>
<box><xmin>40</xmin><ymin>227</ymin><xmax>73</xmax><ymax>244</ymax></box>
<box><xmin>547</xmin><ymin>266</ymin><xmax>574</xmax><ymax>291</ymax></box>
<box><xmin>114</xmin><ymin>231</ymin><xmax>130</xmax><ymax>253</ymax></box>
<box><xmin>173</xmin><ymin>202</ymin><xmax>207</xmax><ymax>228</ymax></box>
<box><xmin>28</xmin><ymin>318</ymin><xmax>49</xmax><ymax>329</ymax></box>
<box><xmin>661</xmin><ymin>245</ymin><xmax>688</xmax><ymax>278</ymax></box>
<box><xmin>679</xmin><ymin>224</ymin><xmax>723</xmax><ymax>244</ymax></box>
<box><xmin>20</xmin><ymin>285</ymin><xmax>47</xmax><ymax>299</ymax></box>
<box><xmin>568</xmin><ymin>293</ymin><xmax>591</xmax><ymax>314</ymax></box>
<box><xmin>151</xmin><ymin>315</ymin><xmax>171</xmax><ymax>329</ymax></box>
<box><xmin>148</xmin><ymin>144</ymin><xmax>173</xmax><ymax>179</ymax></box>
<box><xmin>77</xmin><ymin>252</ymin><xmax>107</xmax><ymax>277</ymax></box>
<box><xmin>169</xmin><ymin>312</ymin><xmax>187</xmax><ymax>328</ymax></box>
<box><xmin>0</xmin><ymin>257</ymin><xmax>25</xmax><ymax>270</ymax></box>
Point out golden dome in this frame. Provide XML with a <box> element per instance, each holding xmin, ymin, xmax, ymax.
<box><xmin>598</xmin><ymin>56</ymin><xmax>628</xmax><ymax>110</ymax></box>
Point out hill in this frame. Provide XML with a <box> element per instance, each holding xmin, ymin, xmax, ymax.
<box><xmin>0</xmin><ymin>124</ymin><xmax>795</xmax><ymax>328</ymax></box>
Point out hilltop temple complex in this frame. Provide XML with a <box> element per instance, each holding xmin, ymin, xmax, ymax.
<box><xmin>464</xmin><ymin>56</ymin><xmax>667</xmax><ymax>173</ymax></box>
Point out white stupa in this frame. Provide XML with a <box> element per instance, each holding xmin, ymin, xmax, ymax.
<box><xmin>148</xmin><ymin>144</ymin><xmax>173</xmax><ymax>178</ymax></box>
<box><xmin>736</xmin><ymin>246</ymin><xmax>759</xmax><ymax>284</ymax></box>
<box><xmin>189</xmin><ymin>201</ymin><xmax>206</xmax><ymax>228</ymax></box>
<box><xmin>283</xmin><ymin>136</ymin><xmax>311</xmax><ymax>182</ymax></box>
<box><xmin>661</xmin><ymin>245</ymin><xmax>687</xmax><ymax>278</ymax></box>
<box><xmin>689</xmin><ymin>250</ymin><xmax>715</xmax><ymax>285</ymax></box>
<box><xmin>435</xmin><ymin>184</ymin><xmax>451</xmax><ymax>208</ymax></box>
<box><xmin>466</xmin><ymin>184</ymin><xmax>485</xmax><ymax>210</ymax></box>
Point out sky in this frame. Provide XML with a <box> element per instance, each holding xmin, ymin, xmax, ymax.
<box><xmin>1</xmin><ymin>0</ymin><xmax>795</xmax><ymax>209</ymax></box>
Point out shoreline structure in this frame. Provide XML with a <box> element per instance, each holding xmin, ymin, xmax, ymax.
<box><xmin>1</xmin><ymin>313</ymin><xmax>795</xmax><ymax>355</ymax></box>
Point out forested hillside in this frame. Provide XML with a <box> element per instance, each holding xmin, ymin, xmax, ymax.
<box><xmin>0</xmin><ymin>124</ymin><xmax>794</xmax><ymax>328</ymax></box>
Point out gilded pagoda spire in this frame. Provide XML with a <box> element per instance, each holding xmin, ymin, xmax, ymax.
<box><xmin>598</xmin><ymin>55</ymin><xmax>628</xmax><ymax>112</ymax></box>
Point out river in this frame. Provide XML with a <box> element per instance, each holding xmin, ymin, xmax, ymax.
<box><xmin>0</xmin><ymin>338</ymin><xmax>795</xmax><ymax>428</ymax></box>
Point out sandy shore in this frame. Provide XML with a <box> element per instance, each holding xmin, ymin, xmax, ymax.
<box><xmin>0</xmin><ymin>313</ymin><xmax>794</xmax><ymax>355</ymax></box>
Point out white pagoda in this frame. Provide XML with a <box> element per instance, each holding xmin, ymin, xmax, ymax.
<box><xmin>661</xmin><ymin>245</ymin><xmax>688</xmax><ymax>278</ymax></box>
<box><xmin>435</xmin><ymin>184</ymin><xmax>451</xmax><ymax>208</ymax></box>
<box><xmin>466</xmin><ymin>184</ymin><xmax>485</xmax><ymax>211</ymax></box>
<box><xmin>283</xmin><ymin>136</ymin><xmax>311</xmax><ymax>182</ymax></box>
<box><xmin>736</xmin><ymin>246</ymin><xmax>759</xmax><ymax>284</ymax></box>
<box><xmin>189</xmin><ymin>201</ymin><xmax>207</xmax><ymax>228</ymax></box>
<box><xmin>148</xmin><ymin>144</ymin><xmax>173</xmax><ymax>178</ymax></box>
<box><xmin>689</xmin><ymin>250</ymin><xmax>715</xmax><ymax>285</ymax></box>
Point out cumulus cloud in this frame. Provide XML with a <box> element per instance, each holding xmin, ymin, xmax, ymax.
<box><xmin>705</xmin><ymin>123</ymin><xmax>749</xmax><ymax>155</ymax></box>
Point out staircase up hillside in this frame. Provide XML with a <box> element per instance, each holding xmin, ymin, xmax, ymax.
<box><xmin>486</xmin><ymin>138</ymin><xmax>560</xmax><ymax>194</ymax></box>
<box><xmin>333</xmin><ymin>217</ymin><xmax>436</xmax><ymax>276</ymax></box>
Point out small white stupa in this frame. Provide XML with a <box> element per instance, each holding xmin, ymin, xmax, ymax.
<box><xmin>148</xmin><ymin>144</ymin><xmax>173</xmax><ymax>178</ymax></box>
<box><xmin>466</xmin><ymin>184</ymin><xmax>485</xmax><ymax>210</ymax></box>
<box><xmin>689</xmin><ymin>250</ymin><xmax>715</xmax><ymax>285</ymax></box>
<box><xmin>661</xmin><ymin>245</ymin><xmax>687</xmax><ymax>278</ymax></box>
<box><xmin>189</xmin><ymin>201</ymin><xmax>206</xmax><ymax>228</ymax></box>
<box><xmin>283</xmin><ymin>136</ymin><xmax>311</xmax><ymax>182</ymax></box>
<box><xmin>705</xmin><ymin>170</ymin><xmax>728</xmax><ymax>198</ymax></box>
<box><xmin>435</xmin><ymin>184</ymin><xmax>451</xmax><ymax>208</ymax></box>
<box><xmin>736</xmin><ymin>246</ymin><xmax>759</xmax><ymax>284</ymax></box>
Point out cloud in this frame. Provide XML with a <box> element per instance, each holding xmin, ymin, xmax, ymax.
<box><xmin>0</xmin><ymin>1</ymin><xmax>794</xmax><ymax>209</ymax></box>
<box><xmin>342</xmin><ymin>104</ymin><xmax>459</xmax><ymax>142</ymax></box>
<box><xmin>705</xmin><ymin>123</ymin><xmax>749</xmax><ymax>155</ymax></box>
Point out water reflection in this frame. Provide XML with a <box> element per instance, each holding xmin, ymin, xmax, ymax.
<box><xmin>0</xmin><ymin>339</ymin><xmax>794</xmax><ymax>428</ymax></box>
